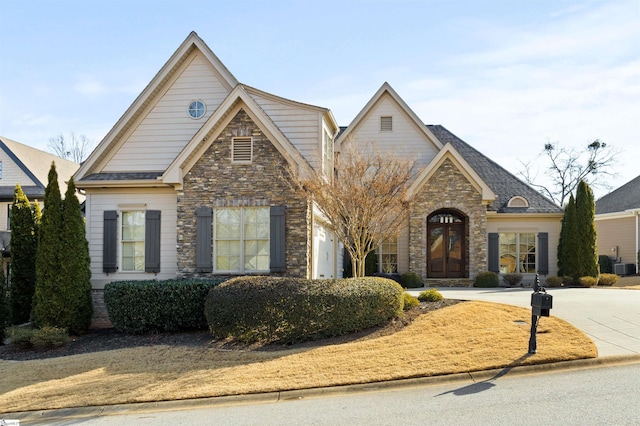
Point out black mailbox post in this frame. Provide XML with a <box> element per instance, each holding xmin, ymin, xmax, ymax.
<box><xmin>529</xmin><ymin>274</ymin><xmax>553</xmax><ymax>354</ymax></box>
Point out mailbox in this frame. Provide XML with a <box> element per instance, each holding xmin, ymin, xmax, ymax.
<box><xmin>531</xmin><ymin>292</ymin><xmax>553</xmax><ymax>317</ymax></box>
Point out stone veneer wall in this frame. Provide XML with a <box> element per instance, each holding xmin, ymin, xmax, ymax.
<box><xmin>409</xmin><ymin>158</ymin><xmax>488</xmax><ymax>282</ymax></box>
<box><xmin>176</xmin><ymin>109</ymin><xmax>310</xmax><ymax>278</ymax></box>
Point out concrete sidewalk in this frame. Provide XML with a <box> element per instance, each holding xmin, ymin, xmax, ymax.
<box><xmin>407</xmin><ymin>287</ymin><xmax>640</xmax><ymax>357</ymax></box>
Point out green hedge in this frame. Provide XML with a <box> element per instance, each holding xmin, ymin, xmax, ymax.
<box><xmin>104</xmin><ymin>279</ymin><xmax>226</xmax><ymax>334</ymax></box>
<box><xmin>205</xmin><ymin>276</ymin><xmax>404</xmax><ymax>344</ymax></box>
<box><xmin>474</xmin><ymin>271</ymin><xmax>499</xmax><ymax>288</ymax></box>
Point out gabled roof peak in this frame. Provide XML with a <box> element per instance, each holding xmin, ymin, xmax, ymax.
<box><xmin>335</xmin><ymin>82</ymin><xmax>442</xmax><ymax>151</ymax></box>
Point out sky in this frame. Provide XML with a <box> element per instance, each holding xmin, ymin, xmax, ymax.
<box><xmin>1</xmin><ymin>0</ymin><xmax>638</xmax><ymax>201</ymax></box>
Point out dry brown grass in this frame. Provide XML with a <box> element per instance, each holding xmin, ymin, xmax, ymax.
<box><xmin>0</xmin><ymin>301</ymin><xmax>596</xmax><ymax>414</ymax></box>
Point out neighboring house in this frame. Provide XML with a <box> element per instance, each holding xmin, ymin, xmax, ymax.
<box><xmin>595</xmin><ymin>176</ymin><xmax>640</xmax><ymax>275</ymax></box>
<box><xmin>74</xmin><ymin>32</ymin><xmax>563</xmax><ymax>321</ymax></box>
<box><xmin>0</xmin><ymin>136</ymin><xmax>80</xmax><ymax>251</ymax></box>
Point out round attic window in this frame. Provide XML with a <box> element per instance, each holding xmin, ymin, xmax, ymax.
<box><xmin>188</xmin><ymin>100</ymin><xmax>206</xmax><ymax>119</ymax></box>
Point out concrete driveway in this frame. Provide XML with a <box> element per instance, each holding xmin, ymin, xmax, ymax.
<box><xmin>407</xmin><ymin>286</ymin><xmax>640</xmax><ymax>357</ymax></box>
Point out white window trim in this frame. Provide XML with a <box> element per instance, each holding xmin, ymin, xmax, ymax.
<box><xmin>379</xmin><ymin>238</ymin><xmax>399</xmax><ymax>274</ymax></box>
<box><xmin>188</xmin><ymin>100</ymin><xmax>206</xmax><ymax>120</ymax></box>
<box><xmin>213</xmin><ymin>207</ymin><xmax>270</xmax><ymax>273</ymax></box>
<box><xmin>498</xmin><ymin>232</ymin><xmax>537</xmax><ymax>274</ymax></box>
<box><xmin>120</xmin><ymin>210</ymin><xmax>146</xmax><ymax>273</ymax></box>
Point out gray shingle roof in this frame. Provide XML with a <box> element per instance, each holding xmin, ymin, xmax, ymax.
<box><xmin>82</xmin><ymin>172</ymin><xmax>164</xmax><ymax>181</ymax></box>
<box><xmin>426</xmin><ymin>125</ymin><xmax>563</xmax><ymax>214</ymax></box>
<box><xmin>595</xmin><ymin>175</ymin><xmax>640</xmax><ymax>215</ymax></box>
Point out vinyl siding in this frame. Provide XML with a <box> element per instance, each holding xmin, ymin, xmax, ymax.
<box><xmin>103</xmin><ymin>53</ymin><xmax>231</xmax><ymax>172</ymax></box>
<box><xmin>0</xmin><ymin>152</ymin><xmax>37</xmax><ymax>187</ymax></box>
<box><xmin>249</xmin><ymin>92</ymin><xmax>323</xmax><ymax>170</ymax></box>
<box><xmin>85</xmin><ymin>188</ymin><xmax>178</xmax><ymax>289</ymax></box>
<box><xmin>346</xmin><ymin>95</ymin><xmax>438</xmax><ymax>171</ymax></box>
<box><xmin>596</xmin><ymin>216</ymin><xmax>638</xmax><ymax>265</ymax></box>
<box><xmin>486</xmin><ymin>216</ymin><xmax>561</xmax><ymax>278</ymax></box>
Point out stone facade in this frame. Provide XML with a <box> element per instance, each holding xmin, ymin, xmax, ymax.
<box><xmin>409</xmin><ymin>158</ymin><xmax>487</xmax><ymax>282</ymax></box>
<box><xmin>176</xmin><ymin>109</ymin><xmax>311</xmax><ymax>278</ymax></box>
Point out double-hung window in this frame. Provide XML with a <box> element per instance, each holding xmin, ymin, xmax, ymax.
<box><xmin>380</xmin><ymin>238</ymin><xmax>398</xmax><ymax>273</ymax></box>
<box><xmin>499</xmin><ymin>232</ymin><xmax>536</xmax><ymax>274</ymax></box>
<box><xmin>215</xmin><ymin>207</ymin><xmax>270</xmax><ymax>272</ymax></box>
<box><xmin>121</xmin><ymin>211</ymin><xmax>145</xmax><ymax>272</ymax></box>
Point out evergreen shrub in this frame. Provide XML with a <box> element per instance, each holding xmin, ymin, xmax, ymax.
<box><xmin>597</xmin><ymin>273</ymin><xmax>619</xmax><ymax>286</ymax></box>
<box><xmin>9</xmin><ymin>326</ymin><xmax>69</xmax><ymax>349</ymax></box>
<box><xmin>598</xmin><ymin>256</ymin><xmax>613</xmax><ymax>274</ymax></box>
<box><xmin>417</xmin><ymin>288</ymin><xmax>444</xmax><ymax>302</ymax></box>
<box><xmin>0</xmin><ymin>266</ymin><xmax>9</xmax><ymax>343</ymax></box>
<box><xmin>474</xmin><ymin>271</ymin><xmax>499</xmax><ymax>288</ymax></box>
<box><xmin>205</xmin><ymin>276</ymin><xmax>404</xmax><ymax>344</ymax></box>
<box><xmin>403</xmin><ymin>293</ymin><xmax>419</xmax><ymax>310</ymax></box>
<box><xmin>400</xmin><ymin>271</ymin><xmax>423</xmax><ymax>288</ymax></box>
<box><xmin>105</xmin><ymin>279</ymin><xmax>226</xmax><ymax>334</ymax></box>
<box><xmin>502</xmin><ymin>273</ymin><xmax>523</xmax><ymax>287</ymax></box>
<box><xmin>544</xmin><ymin>276</ymin><xmax>563</xmax><ymax>287</ymax></box>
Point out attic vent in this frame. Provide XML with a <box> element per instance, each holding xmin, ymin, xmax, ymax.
<box><xmin>380</xmin><ymin>116</ymin><xmax>393</xmax><ymax>132</ymax></box>
<box><xmin>508</xmin><ymin>196</ymin><xmax>529</xmax><ymax>208</ymax></box>
<box><xmin>232</xmin><ymin>137</ymin><xmax>253</xmax><ymax>163</ymax></box>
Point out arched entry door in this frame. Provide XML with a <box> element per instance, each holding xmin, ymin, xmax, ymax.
<box><xmin>427</xmin><ymin>210</ymin><xmax>466</xmax><ymax>278</ymax></box>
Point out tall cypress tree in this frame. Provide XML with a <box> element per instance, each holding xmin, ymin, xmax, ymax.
<box><xmin>558</xmin><ymin>194</ymin><xmax>579</xmax><ymax>280</ymax></box>
<box><xmin>0</xmin><ymin>264</ymin><xmax>9</xmax><ymax>343</ymax></box>
<box><xmin>32</xmin><ymin>163</ymin><xmax>64</xmax><ymax>328</ymax></box>
<box><xmin>576</xmin><ymin>180</ymin><xmax>599</xmax><ymax>278</ymax></box>
<box><xmin>9</xmin><ymin>185</ymin><xmax>39</xmax><ymax>324</ymax></box>
<box><xmin>60</xmin><ymin>177</ymin><xmax>93</xmax><ymax>334</ymax></box>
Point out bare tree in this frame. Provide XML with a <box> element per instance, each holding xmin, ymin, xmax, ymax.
<box><xmin>48</xmin><ymin>132</ymin><xmax>95</xmax><ymax>163</ymax></box>
<box><xmin>300</xmin><ymin>143</ymin><xmax>415</xmax><ymax>278</ymax></box>
<box><xmin>518</xmin><ymin>140</ymin><xmax>619</xmax><ymax>206</ymax></box>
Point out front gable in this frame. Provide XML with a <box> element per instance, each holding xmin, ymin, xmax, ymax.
<box><xmin>163</xmin><ymin>85</ymin><xmax>312</xmax><ymax>187</ymax></box>
<box><xmin>75</xmin><ymin>32</ymin><xmax>239</xmax><ymax>182</ymax></box>
<box><xmin>407</xmin><ymin>143</ymin><xmax>496</xmax><ymax>204</ymax></box>
<box><xmin>336</xmin><ymin>83</ymin><xmax>443</xmax><ymax>172</ymax></box>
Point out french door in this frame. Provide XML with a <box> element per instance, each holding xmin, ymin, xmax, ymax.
<box><xmin>427</xmin><ymin>211</ymin><xmax>466</xmax><ymax>278</ymax></box>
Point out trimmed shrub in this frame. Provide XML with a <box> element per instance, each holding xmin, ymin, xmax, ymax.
<box><xmin>403</xmin><ymin>293</ymin><xmax>419</xmax><ymax>310</ymax></box>
<box><xmin>598</xmin><ymin>255</ymin><xmax>613</xmax><ymax>274</ymax></box>
<box><xmin>418</xmin><ymin>288</ymin><xmax>444</xmax><ymax>302</ymax></box>
<box><xmin>544</xmin><ymin>276</ymin><xmax>563</xmax><ymax>288</ymax></box>
<box><xmin>598</xmin><ymin>273</ymin><xmax>619</xmax><ymax>286</ymax></box>
<box><xmin>105</xmin><ymin>279</ymin><xmax>226</xmax><ymax>334</ymax></box>
<box><xmin>9</xmin><ymin>326</ymin><xmax>69</xmax><ymax>349</ymax></box>
<box><xmin>205</xmin><ymin>276</ymin><xmax>404</xmax><ymax>344</ymax></box>
<box><xmin>502</xmin><ymin>273</ymin><xmax>523</xmax><ymax>287</ymax></box>
<box><xmin>474</xmin><ymin>271</ymin><xmax>499</xmax><ymax>288</ymax></box>
<box><xmin>579</xmin><ymin>276</ymin><xmax>598</xmax><ymax>288</ymax></box>
<box><xmin>400</xmin><ymin>271</ymin><xmax>423</xmax><ymax>288</ymax></box>
<box><xmin>0</xmin><ymin>266</ymin><xmax>9</xmax><ymax>344</ymax></box>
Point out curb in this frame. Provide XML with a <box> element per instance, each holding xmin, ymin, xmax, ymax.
<box><xmin>7</xmin><ymin>354</ymin><xmax>640</xmax><ymax>424</ymax></box>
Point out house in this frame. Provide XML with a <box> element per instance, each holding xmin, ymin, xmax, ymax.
<box><xmin>74</xmin><ymin>32</ymin><xmax>563</xmax><ymax>322</ymax></box>
<box><xmin>595</xmin><ymin>175</ymin><xmax>640</xmax><ymax>275</ymax></box>
<box><xmin>0</xmin><ymin>136</ymin><xmax>80</xmax><ymax>252</ymax></box>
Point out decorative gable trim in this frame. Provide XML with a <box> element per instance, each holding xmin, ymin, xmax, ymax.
<box><xmin>407</xmin><ymin>142</ymin><xmax>496</xmax><ymax>203</ymax></box>
<box><xmin>163</xmin><ymin>85</ymin><xmax>311</xmax><ymax>186</ymax></box>
<box><xmin>335</xmin><ymin>82</ymin><xmax>443</xmax><ymax>152</ymax></box>
<box><xmin>75</xmin><ymin>31</ymin><xmax>239</xmax><ymax>183</ymax></box>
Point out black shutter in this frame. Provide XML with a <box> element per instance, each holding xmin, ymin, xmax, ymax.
<box><xmin>145</xmin><ymin>210</ymin><xmax>161</xmax><ymax>273</ymax></box>
<box><xmin>103</xmin><ymin>210</ymin><xmax>118</xmax><ymax>273</ymax></box>
<box><xmin>538</xmin><ymin>232</ymin><xmax>549</xmax><ymax>275</ymax></box>
<box><xmin>270</xmin><ymin>206</ymin><xmax>286</xmax><ymax>272</ymax></box>
<box><xmin>488</xmin><ymin>233</ymin><xmax>500</xmax><ymax>273</ymax></box>
<box><xmin>195</xmin><ymin>207</ymin><xmax>213</xmax><ymax>272</ymax></box>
